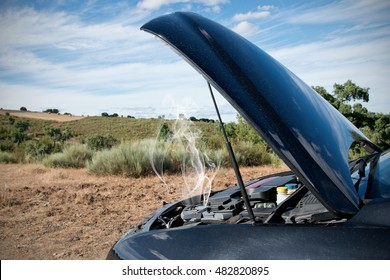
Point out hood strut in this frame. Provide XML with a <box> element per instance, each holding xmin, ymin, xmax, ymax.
<box><xmin>207</xmin><ymin>82</ymin><xmax>256</xmax><ymax>225</ymax></box>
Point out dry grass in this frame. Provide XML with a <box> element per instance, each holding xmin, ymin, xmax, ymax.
<box><xmin>0</xmin><ymin>163</ymin><xmax>288</xmax><ymax>259</ymax></box>
<box><xmin>0</xmin><ymin>109</ymin><xmax>85</xmax><ymax>122</ymax></box>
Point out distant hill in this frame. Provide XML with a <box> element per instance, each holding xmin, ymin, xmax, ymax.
<box><xmin>0</xmin><ymin>109</ymin><xmax>219</xmax><ymax>142</ymax></box>
<box><xmin>0</xmin><ymin>109</ymin><xmax>85</xmax><ymax>122</ymax></box>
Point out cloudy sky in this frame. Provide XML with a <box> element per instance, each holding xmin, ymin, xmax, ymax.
<box><xmin>0</xmin><ymin>0</ymin><xmax>389</xmax><ymax>121</ymax></box>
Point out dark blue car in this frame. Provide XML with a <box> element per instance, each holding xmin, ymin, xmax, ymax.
<box><xmin>107</xmin><ymin>12</ymin><xmax>390</xmax><ymax>260</ymax></box>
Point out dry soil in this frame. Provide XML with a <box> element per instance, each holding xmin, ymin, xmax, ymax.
<box><xmin>0</xmin><ymin>163</ymin><xmax>288</xmax><ymax>259</ymax></box>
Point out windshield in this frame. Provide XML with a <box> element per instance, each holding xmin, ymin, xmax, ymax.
<box><xmin>351</xmin><ymin>150</ymin><xmax>390</xmax><ymax>200</ymax></box>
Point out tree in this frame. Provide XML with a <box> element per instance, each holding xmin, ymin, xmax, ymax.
<box><xmin>101</xmin><ymin>112</ymin><xmax>109</xmax><ymax>117</ymax></box>
<box><xmin>333</xmin><ymin>80</ymin><xmax>369</xmax><ymax>103</ymax></box>
<box><xmin>20</xmin><ymin>107</ymin><xmax>27</xmax><ymax>111</ymax></box>
<box><xmin>312</xmin><ymin>86</ymin><xmax>340</xmax><ymax>109</ymax></box>
<box><xmin>313</xmin><ymin>80</ymin><xmax>389</xmax><ymax>152</ymax></box>
<box><xmin>44</xmin><ymin>108</ymin><xmax>59</xmax><ymax>114</ymax></box>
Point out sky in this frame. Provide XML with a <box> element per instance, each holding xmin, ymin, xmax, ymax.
<box><xmin>0</xmin><ymin>0</ymin><xmax>389</xmax><ymax>121</ymax></box>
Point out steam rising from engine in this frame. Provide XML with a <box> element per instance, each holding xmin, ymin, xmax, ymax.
<box><xmin>150</xmin><ymin>116</ymin><xmax>219</xmax><ymax>206</ymax></box>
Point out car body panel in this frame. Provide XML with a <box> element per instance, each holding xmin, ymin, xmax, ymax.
<box><xmin>112</xmin><ymin>208</ymin><xmax>390</xmax><ymax>260</ymax></box>
<box><xmin>141</xmin><ymin>12</ymin><xmax>380</xmax><ymax>216</ymax></box>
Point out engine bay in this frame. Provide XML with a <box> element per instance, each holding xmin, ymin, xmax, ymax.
<box><xmin>128</xmin><ymin>172</ymin><xmax>338</xmax><ymax>236</ymax></box>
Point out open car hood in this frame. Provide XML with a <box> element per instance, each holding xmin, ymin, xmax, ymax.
<box><xmin>141</xmin><ymin>12</ymin><xmax>380</xmax><ymax>216</ymax></box>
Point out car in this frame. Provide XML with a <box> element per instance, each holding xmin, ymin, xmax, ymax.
<box><xmin>107</xmin><ymin>12</ymin><xmax>390</xmax><ymax>260</ymax></box>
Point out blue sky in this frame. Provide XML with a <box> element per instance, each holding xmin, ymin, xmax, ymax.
<box><xmin>0</xmin><ymin>0</ymin><xmax>389</xmax><ymax>121</ymax></box>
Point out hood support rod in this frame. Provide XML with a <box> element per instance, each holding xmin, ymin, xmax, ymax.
<box><xmin>207</xmin><ymin>82</ymin><xmax>256</xmax><ymax>225</ymax></box>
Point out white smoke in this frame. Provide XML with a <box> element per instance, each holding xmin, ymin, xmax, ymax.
<box><xmin>150</xmin><ymin>116</ymin><xmax>219</xmax><ymax>206</ymax></box>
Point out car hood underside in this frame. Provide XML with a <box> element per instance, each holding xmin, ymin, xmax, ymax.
<box><xmin>141</xmin><ymin>12</ymin><xmax>380</xmax><ymax>216</ymax></box>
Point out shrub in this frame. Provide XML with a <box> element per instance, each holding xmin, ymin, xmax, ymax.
<box><xmin>43</xmin><ymin>144</ymin><xmax>94</xmax><ymax>168</ymax></box>
<box><xmin>24</xmin><ymin>138</ymin><xmax>55</xmax><ymax>162</ymax></box>
<box><xmin>233</xmin><ymin>141</ymin><xmax>274</xmax><ymax>166</ymax></box>
<box><xmin>8</xmin><ymin>116</ymin><xmax>15</xmax><ymax>124</ymax></box>
<box><xmin>85</xmin><ymin>137</ymin><xmax>282</xmax><ymax>177</ymax></box>
<box><xmin>85</xmin><ymin>134</ymin><xmax>118</xmax><ymax>151</ymax></box>
<box><xmin>0</xmin><ymin>151</ymin><xmax>17</xmax><ymax>163</ymax></box>
<box><xmin>0</xmin><ymin>139</ymin><xmax>14</xmax><ymax>152</ymax></box>
<box><xmin>207</xmin><ymin>148</ymin><xmax>230</xmax><ymax>168</ymax></box>
<box><xmin>158</xmin><ymin>122</ymin><xmax>172</xmax><ymax>141</ymax></box>
<box><xmin>87</xmin><ymin>139</ymin><xmax>176</xmax><ymax>177</ymax></box>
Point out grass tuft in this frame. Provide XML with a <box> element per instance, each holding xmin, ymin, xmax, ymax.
<box><xmin>42</xmin><ymin>144</ymin><xmax>94</xmax><ymax>168</ymax></box>
<box><xmin>0</xmin><ymin>151</ymin><xmax>17</xmax><ymax>163</ymax></box>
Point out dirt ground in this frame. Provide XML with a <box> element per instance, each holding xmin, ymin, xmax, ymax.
<box><xmin>0</xmin><ymin>163</ymin><xmax>288</xmax><ymax>260</ymax></box>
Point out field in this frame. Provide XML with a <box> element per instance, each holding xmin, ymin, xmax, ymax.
<box><xmin>0</xmin><ymin>109</ymin><xmax>85</xmax><ymax>122</ymax></box>
<box><xmin>0</xmin><ymin>163</ymin><xmax>288</xmax><ymax>260</ymax></box>
<box><xmin>0</xmin><ymin>109</ymin><xmax>218</xmax><ymax>142</ymax></box>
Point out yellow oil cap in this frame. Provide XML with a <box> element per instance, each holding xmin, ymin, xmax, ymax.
<box><xmin>277</xmin><ymin>186</ymin><xmax>287</xmax><ymax>193</ymax></box>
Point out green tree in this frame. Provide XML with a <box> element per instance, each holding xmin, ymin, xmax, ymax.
<box><xmin>313</xmin><ymin>80</ymin><xmax>389</xmax><ymax>151</ymax></box>
<box><xmin>44</xmin><ymin>108</ymin><xmax>59</xmax><ymax>114</ymax></box>
<box><xmin>312</xmin><ymin>85</ymin><xmax>338</xmax><ymax>108</ymax></box>
<box><xmin>333</xmin><ymin>80</ymin><xmax>369</xmax><ymax>103</ymax></box>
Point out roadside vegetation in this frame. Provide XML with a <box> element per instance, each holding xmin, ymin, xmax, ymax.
<box><xmin>0</xmin><ymin>80</ymin><xmax>388</xmax><ymax>176</ymax></box>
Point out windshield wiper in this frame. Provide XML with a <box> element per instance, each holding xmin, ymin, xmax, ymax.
<box><xmin>207</xmin><ymin>82</ymin><xmax>256</xmax><ymax>225</ymax></box>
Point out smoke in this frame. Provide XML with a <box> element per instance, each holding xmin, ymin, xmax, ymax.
<box><xmin>150</xmin><ymin>116</ymin><xmax>219</xmax><ymax>206</ymax></box>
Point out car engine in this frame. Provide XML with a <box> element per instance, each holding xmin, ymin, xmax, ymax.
<box><xmin>127</xmin><ymin>172</ymin><xmax>338</xmax><ymax>237</ymax></box>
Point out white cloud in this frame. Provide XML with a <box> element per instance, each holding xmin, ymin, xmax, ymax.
<box><xmin>0</xmin><ymin>7</ymin><xmax>147</xmax><ymax>53</ymax></box>
<box><xmin>137</xmin><ymin>0</ymin><xmax>187</xmax><ymax>10</ymax></box>
<box><xmin>233</xmin><ymin>10</ymin><xmax>270</xmax><ymax>22</ymax></box>
<box><xmin>232</xmin><ymin>21</ymin><xmax>260</xmax><ymax>37</ymax></box>
<box><xmin>136</xmin><ymin>0</ymin><xmax>228</xmax><ymax>11</ymax></box>
<box><xmin>233</xmin><ymin>5</ymin><xmax>273</xmax><ymax>21</ymax></box>
<box><xmin>0</xmin><ymin>0</ymin><xmax>388</xmax><ymax>121</ymax></box>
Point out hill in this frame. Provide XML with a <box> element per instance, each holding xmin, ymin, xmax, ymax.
<box><xmin>0</xmin><ymin>109</ymin><xmax>221</xmax><ymax>145</ymax></box>
<box><xmin>0</xmin><ymin>109</ymin><xmax>85</xmax><ymax>122</ymax></box>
